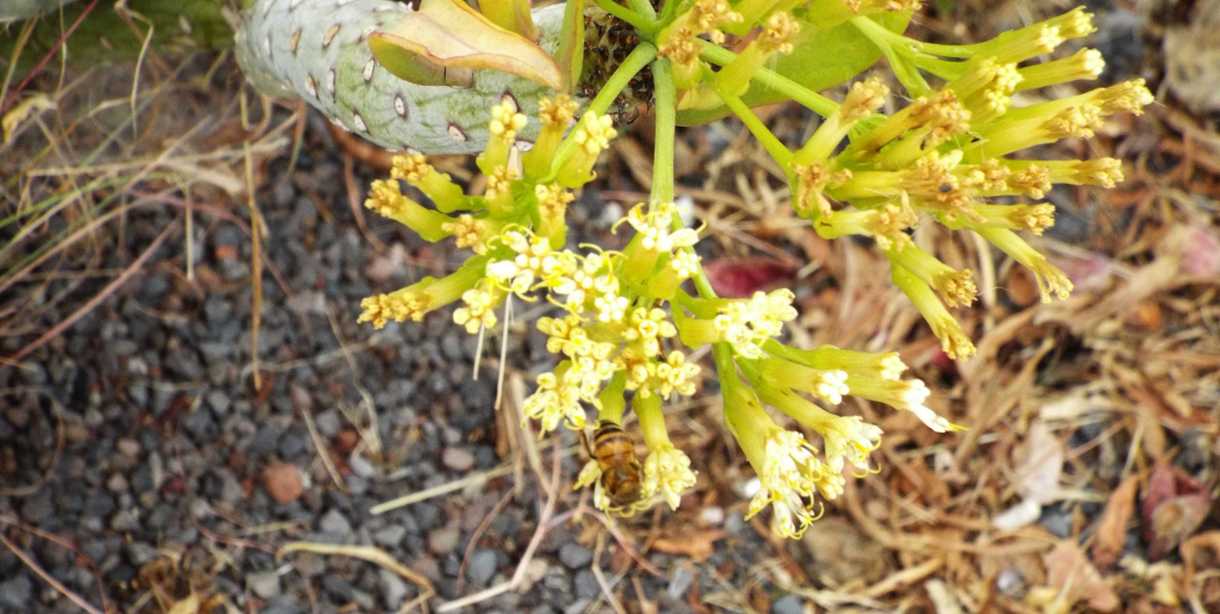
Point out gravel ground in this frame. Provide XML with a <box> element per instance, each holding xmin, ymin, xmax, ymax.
<box><xmin>0</xmin><ymin>3</ymin><xmax>1186</xmax><ymax>612</ymax></box>
<box><xmin>0</xmin><ymin>108</ymin><xmax>786</xmax><ymax>613</ymax></box>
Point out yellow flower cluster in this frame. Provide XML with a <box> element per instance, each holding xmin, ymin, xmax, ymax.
<box><xmin>774</xmin><ymin>6</ymin><xmax>1153</xmax><ymax>360</ymax></box>
<box><xmin>353</xmin><ymin>1</ymin><xmax>1149</xmax><ymax>538</ymax></box>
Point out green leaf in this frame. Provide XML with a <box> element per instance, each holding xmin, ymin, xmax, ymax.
<box><xmin>556</xmin><ymin>0</ymin><xmax>586</xmax><ymax>93</ymax></box>
<box><xmin>676</xmin><ymin>4</ymin><xmax>912</xmax><ymax>125</ymax></box>
<box><xmin>478</xmin><ymin>0</ymin><xmax>539</xmax><ymax>41</ymax></box>
<box><xmin>368</xmin><ymin>0</ymin><xmax>563</xmax><ymax>90</ymax></box>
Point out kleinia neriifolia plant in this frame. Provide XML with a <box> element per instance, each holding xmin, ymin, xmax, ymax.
<box><xmin>240</xmin><ymin>0</ymin><xmax>1152</xmax><ymax>538</ymax></box>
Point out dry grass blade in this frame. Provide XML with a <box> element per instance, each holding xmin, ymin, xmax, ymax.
<box><xmin>370</xmin><ymin>464</ymin><xmax>515</xmax><ymax>515</ymax></box>
<box><xmin>240</xmin><ymin>89</ymin><xmax>266</xmax><ymax>393</ymax></box>
<box><xmin>4</xmin><ymin>219</ymin><xmax>176</xmax><ymax>362</ymax></box>
<box><xmin>276</xmin><ymin>542</ymin><xmax>435</xmax><ymax>611</ymax></box>
<box><xmin>0</xmin><ymin>531</ymin><xmax>103</xmax><ymax>614</ymax></box>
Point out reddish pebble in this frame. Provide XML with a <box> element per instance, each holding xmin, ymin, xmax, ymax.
<box><xmin>262</xmin><ymin>462</ymin><xmax>304</xmax><ymax>504</ymax></box>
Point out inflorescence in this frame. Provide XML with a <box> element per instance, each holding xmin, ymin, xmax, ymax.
<box><xmin>358</xmin><ymin>1</ymin><xmax>1150</xmax><ymax>539</ymax></box>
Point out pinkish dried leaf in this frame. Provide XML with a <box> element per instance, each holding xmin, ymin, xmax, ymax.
<box><xmin>703</xmin><ymin>257</ymin><xmax>797</xmax><ymax>298</ymax></box>
<box><xmin>1042</xmin><ymin>541</ymin><xmax>1120</xmax><ymax>612</ymax></box>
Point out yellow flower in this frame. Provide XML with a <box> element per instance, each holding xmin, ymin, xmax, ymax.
<box><xmin>648</xmin><ymin>351</ymin><xmax>700</xmax><ymax>400</ymax></box>
<box><xmin>623</xmin><ymin>307</ymin><xmax>678</xmax><ymax>358</ymax></box>
<box><xmin>485</xmin><ymin>229</ymin><xmax>571</xmax><ymax>297</ymax></box>
<box><xmin>819</xmin><ymin>415</ymin><xmax>883</xmax><ymax>474</ymax></box>
<box><xmin>442</xmin><ymin>214</ymin><xmax>494</xmax><ymax>254</ymax></box>
<box><xmin>745</xmin><ymin>429</ymin><xmax>839</xmax><ymax>539</ymax></box>
<box><xmin>550</xmin><ymin>250</ymin><xmax>617</xmax><ymax>313</ymax></box>
<box><xmin>642</xmin><ymin>444</ymin><xmax>697</xmax><ymax>511</ymax></box>
<box><xmin>489</xmin><ymin>97</ymin><xmax>527</xmax><ymax>141</ymax></box>
<box><xmin>522</xmin><ymin>370</ymin><xmax>586</xmax><ymax>433</ymax></box>
<box><xmin>669</xmin><ymin>250</ymin><xmax>702</xmax><ymax>280</ymax></box>
<box><xmin>452</xmin><ymin>287</ymin><xmax>499</xmax><ymax>334</ymax></box>
<box><xmin>620</xmin><ymin>201</ymin><xmax>700</xmax><ymax>253</ymax></box>
<box><xmin>713</xmin><ymin>289</ymin><xmax>799</xmax><ymax>359</ymax></box>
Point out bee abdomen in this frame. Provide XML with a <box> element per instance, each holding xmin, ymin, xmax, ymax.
<box><xmin>592</xmin><ymin>422</ymin><xmax>634</xmax><ymax>461</ymax></box>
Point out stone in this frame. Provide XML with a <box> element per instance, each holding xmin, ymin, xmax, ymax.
<box><xmin>573</xmin><ymin>569</ymin><xmax>599</xmax><ymax>599</ymax></box>
<box><xmin>106</xmin><ymin>473</ymin><xmax>129</xmax><ymax>493</ymax></box>
<box><xmin>772</xmin><ymin>595</ymin><xmax>805</xmax><ymax>614</ymax></box>
<box><xmin>0</xmin><ymin>575</ymin><xmax>32</xmax><ymax>609</ymax></box>
<box><xmin>427</xmin><ymin>526</ymin><xmax>460</xmax><ymax>555</ymax></box>
<box><xmin>206</xmin><ymin>390</ymin><xmax>231</xmax><ymax>414</ymax></box>
<box><xmin>441</xmin><ymin>447</ymin><xmax>476</xmax><ymax>472</ymax></box>
<box><xmin>373</xmin><ymin>525</ymin><xmax>406</xmax><ymax>548</ymax></box>
<box><xmin>248</xmin><ymin>571</ymin><xmax>282</xmax><ymax>600</ymax></box>
<box><xmin>558</xmin><ymin>543</ymin><xmax>593</xmax><ymax>569</ymax></box>
<box><xmin>667</xmin><ymin>566</ymin><xmax>694</xmax><ymax>600</ymax></box>
<box><xmin>320</xmin><ymin>508</ymin><xmax>352</xmax><ymax>535</ymax></box>
<box><xmin>262</xmin><ymin>462</ymin><xmax>304</xmax><ymax>504</ymax></box>
<box><xmin>467</xmin><ymin>549</ymin><xmax>498</xmax><ymax>586</ymax></box>
<box><xmin>380</xmin><ymin>569</ymin><xmax>409</xmax><ymax>608</ymax></box>
<box><xmin>116</xmin><ymin>438</ymin><xmax>140</xmax><ymax>457</ymax></box>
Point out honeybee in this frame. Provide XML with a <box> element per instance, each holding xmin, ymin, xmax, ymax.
<box><xmin>584</xmin><ymin>420</ymin><xmax>644</xmax><ymax>507</ymax></box>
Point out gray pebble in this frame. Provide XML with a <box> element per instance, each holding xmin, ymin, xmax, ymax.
<box><xmin>667</xmin><ymin>565</ymin><xmax>694</xmax><ymax>600</ymax></box>
<box><xmin>380</xmin><ymin>569</ymin><xmax>409</xmax><ymax>608</ymax></box>
<box><xmin>320</xmin><ymin>508</ymin><xmax>353</xmax><ymax>535</ymax></box>
<box><xmin>322</xmin><ymin>575</ymin><xmax>355</xmax><ymax>601</ymax></box>
<box><xmin>111</xmin><ymin>509</ymin><xmax>140</xmax><ymax>532</ymax></box>
<box><xmin>125</xmin><ymin>542</ymin><xmax>158</xmax><ymax>566</ymax></box>
<box><xmin>20</xmin><ymin>491</ymin><xmax>53</xmax><ymax>521</ymax></box>
<box><xmin>563</xmin><ymin>600</ymin><xmax>591</xmax><ymax>614</ymax></box>
<box><xmin>314</xmin><ymin>410</ymin><xmax>341</xmax><ymax>437</ymax></box>
<box><xmin>558</xmin><ymin>543</ymin><xmax>593</xmax><ymax>569</ymax></box>
<box><xmin>428</xmin><ymin>526</ymin><xmax>460</xmax><ymax>555</ymax></box>
<box><xmin>573</xmin><ymin>569</ymin><xmax>599</xmax><ymax>599</ymax></box>
<box><xmin>206</xmin><ymin>390</ymin><xmax>231</xmax><ymax>414</ymax></box>
<box><xmin>277</xmin><ymin>427</ymin><xmax>308</xmax><ymax>459</ymax></box>
<box><xmin>116</xmin><ymin>438</ymin><xmax>140</xmax><ymax>457</ymax></box>
<box><xmin>772</xmin><ymin>594</ymin><xmax>805</xmax><ymax>614</ymax></box>
<box><xmin>248</xmin><ymin>570</ymin><xmax>282</xmax><ymax>600</ymax></box>
<box><xmin>1039</xmin><ymin>506</ymin><xmax>1071</xmax><ymax>538</ymax></box>
<box><xmin>374</xmin><ymin>525</ymin><xmax>406</xmax><ymax>548</ymax></box>
<box><xmin>349</xmin><ymin>452</ymin><xmax>378</xmax><ymax>479</ymax></box>
<box><xmin>0</xmin><ymin>575</ymin><xmax>32</xmax><ymax>609</ymax></box>
<box><xmin>441</xmin><ymin>447</ymin><xmax>476</xmax><ymax>472</ymax></box>
<box><xmin>467</xmin><ymin>549</ymin><xmax>498</xmax><ymax>586</ymax></box>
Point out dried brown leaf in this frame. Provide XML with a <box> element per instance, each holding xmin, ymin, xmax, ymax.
<box><xmin>1142</xmin><ymin>462</ymin><xmax>1210</xmax><ymax>560</ymax></box>
<box><xmin>1091</xmin><ymin>474</ymin><xmax>1139</xmax><ymax>568</ymax></box>
<box><xmin>1042</xmin><ymin>541</ymin><xmax>1120</xmax><ymax>612</ymax></box>
<box><xmin>650</xmin><ymin>530</ymin><xmax>726</xmax><ymax>562</ymax></box>
<box><xmin>703</xmin><ymin>257</ymin><xmax>797</xmax><ymax>298</ymax></box>
<box><xmin>368</xmin><ymin>0</ymin><xmax>562</xmax><ymax>89</ymax></box>
<box><xmin>1014</xmin><ymin>421</ymin><xmax>1064</xmax><ymax>505</ymax></box>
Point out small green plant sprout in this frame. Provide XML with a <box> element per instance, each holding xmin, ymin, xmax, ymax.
<box><xmin>341</xmin><ymin>0</ymin><xmax>1151</xmax><ymax>539</ymax></box>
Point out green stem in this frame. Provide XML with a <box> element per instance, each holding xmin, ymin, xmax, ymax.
<box><xmin>594</xmin><ymin>0</ymin><xmax>654</xmax><ymax>33</ymax></box>
<box><xmin>714</xmin><ymin>85</ymin><xmax>793</xmax><ymax>167</ymax></box>
<box><xmin>625</xmin><ymin>0</ymin><xmax>657</xmax><ymax>20</ymax></box>
<box><xmin>657</xmin><ymin>0</ymin><xmax>679</xmax><ymax>25</ymax></box>
<box><xmin>635</xmin><ymin>394</ymin><xmax>670</xmax><ymax>449</ymax></box>
<box><xmin>652</xmin><ymin>58</ymin><xmax>676</xmax><ymax>204</ymax></box>
<box><xmin>546</xmin><ymin>43</ymin><xmax>657</xmax><ymax>181</ymax></box>
<box><xmin>850</xmin><ymin>16</ymin><xmax>931</xmax><ymax>97</ymax></box>
<box><xmin>698</xmin><ymin>42</ymin><xmax>838</xmax><ymax>117</ymax></box>
<box><xmin>849</xmin><ymin>19</ymin><xmax>976</xmax><ymax>59</ymax></box>
<box><xmin>651</xmin><ymin>46</ymin><xmax>736</xmax><ymax>405</ymax></box>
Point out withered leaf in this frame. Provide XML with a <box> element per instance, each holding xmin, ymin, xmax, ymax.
<box><xmin>1142</xmin><ymin>461</ymin><xmax>1210</xmax><ymax>560</ymax></box>
<box><xmin>1042</xmin><ymin>541</ymin><xmax>1120</xmax><ymax>612</ymax></box>
<box><xmin>1091</xmin><ymin>474</ymin><xmax>1139</xmax><ymax>568</ymax></box>
<box><xmin>703</xmin><ymin>257</ymin><xmax>797</xmax><ymax>298</ymax></box>
<box><xmin>368</xmin><ymin>0</ymin><xmax>562</xmax><ymax>90</ymax></box>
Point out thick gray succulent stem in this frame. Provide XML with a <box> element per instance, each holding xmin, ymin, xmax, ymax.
<box><xmin>236</xmin><ymin>0</ymin><xmax>569</xmax><ymax>155</ymax></box>
<box><xmin>0</xmin><ymin>0</ymin><xmax>77</xmax><ymax>23</ymax></box>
